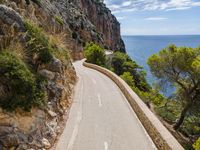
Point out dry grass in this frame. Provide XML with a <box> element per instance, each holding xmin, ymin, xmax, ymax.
<box><xmin>0</xmin><ymin>24</ymin><xmax>15</xmax><ymax>50</ymax></box>
<box><xmin>7</xmin><ymin>40</ymin><xmax>29</xmax><ymax>61</ymax></box>
<box><xmin>49</xmin><ymin>32</ymin><xmax>67</xmax><ymax>50</ymax></box>
<box><xmin>48</xmin><ymin>32</ymin><xmax>71</xmax><ymax>63</ymax></box>
<box><xmin>0</xmin><ymin>23</ymin><xmax>28</xmax><ymax>61</ymax></box>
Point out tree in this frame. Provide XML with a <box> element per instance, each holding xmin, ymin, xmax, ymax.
<box><xmin>111</xmin><ymin>52</ymin><xmax>129</xmax><ymax>75</ymax></box>
<box><xmin>120</xmin><ymin>72</ymin><xmax>135</xmax><ymax>87</ymax></box>
<box><xmin>84</xmin><ymin>42</ymin><xmax>106</xmax><ymax>66</ymax></box>
<box><xmin>148</xmin><ymin>45</ymin><xmax>200</xmax><ymax>130</ymax></box>
<box><xmin>111</xmin><ymin>51</ymin><xmax>150</xmax><ymax>92</ymax></box>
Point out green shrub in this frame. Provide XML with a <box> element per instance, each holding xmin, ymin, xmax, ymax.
<box><xmin>55</xmin><ymin>16</ymin><xmax>64</xmax><ymax>25</ymax></box>
<box><xmin>24</xmin><ymin>21</ymin><xmax>53</xmax><ymax>67</ymax></box>
<box><xmin>111</xmin><ymin>51</ymin><xmax>150</xmax><ymax>92</ymax></box>
<box><xmin>84</xmin><ymin>42</ymin><xmax>106</xmax><ymax>66</ymax></box>
<box><xmin>52</xmin><ymin>48</ymin><xmax>70</xmax><ymax>65</ymax></box>
<box><xmin>0</xmin><ymin>51</ymin><xmax>46</xmax><ymax>111</ymax></box>
<box><xmin>120</xmin><ymin>72</ymin><xmax>135</xmax><ymax>87</ymax></box>
<box><xmin>111</xmin><ymin>52</ymin><xmax>129</xmax><ymax>75</ymax></box>
<box><xmin>193</xmin><ymin>137</ymin><xmax>200</xmax><ymax>150</ymax></box>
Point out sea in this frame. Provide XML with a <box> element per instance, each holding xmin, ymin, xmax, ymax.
<box><xmin>122</xmin><ymin>35</ymin><xmax>200</xmax><ymax>96</ymax></box>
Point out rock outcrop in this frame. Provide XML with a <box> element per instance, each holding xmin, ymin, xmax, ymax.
<box><xmin>0</xmin><ymin>0</ymin><xmax>125</xmax><ymax>149</ymax></box>
<box><xmin>0</xmin><ymin>5</ymin><xmax>25</xmax><ymax>32</ymax></box>
<box><xmin>0</xmin><ymin>3</ymin><xmax>76</xmax><ymax>149</ymax></box>
<box><xmin>78</xmin><ymin>0</ymin><xmax>125</xmax><ymax>52</ymax></box>
<box><xmin>1</xmin><ymin>0</ymin><xmax>125</xmax><ymax>53</ymax></box>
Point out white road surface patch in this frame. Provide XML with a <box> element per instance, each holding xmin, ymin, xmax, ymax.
<box><xmin>66</xmin><ymin>78</ymin><xmax>83</xmax><ymax>150</ymax></box>
<box><xmin>104</xmin><ymin>141</ymin><xmax>108</xmax><ymax>150</ymax></box>
<box><xmin>92</xmin><ymin>78</ymin><xmax>97</xmax><ymax>84</ymax></box>
<box><xmin>97</xmin><ymin>94</ymin><xmax>102</xmax><ymax>107</ymax></box>
<box><xmin>57</xmin><ymin>60</ymin><xmax>157</xmax><ymax>150</ymax></box>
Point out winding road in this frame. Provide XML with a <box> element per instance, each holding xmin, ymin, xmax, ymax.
<box><xmin>56</xmin><ymin>60</ymin><xmax>157</xmax><ymax>150</ymax></box>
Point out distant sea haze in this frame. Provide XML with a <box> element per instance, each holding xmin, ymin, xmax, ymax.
<box><xmin>122</xmin><ymin>35</ymin><xmax>200</xmax><ymax>96</ymax></box>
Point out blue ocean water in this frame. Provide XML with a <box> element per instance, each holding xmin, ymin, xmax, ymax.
<box><xmin>122</xmin><ymin>35</ymin><xmax>200</xmax><ymax>95</ymax></box>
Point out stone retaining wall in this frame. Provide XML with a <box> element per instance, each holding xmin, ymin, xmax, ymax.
<box><xmin>83</xmin><ymin>62</ymin><xmax>184</xmax><ymax>150</ymax></box>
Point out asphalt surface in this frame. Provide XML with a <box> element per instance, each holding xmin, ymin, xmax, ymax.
<box><xmin>56</xmin><ymin>60</ymin><xmax>157</xmax><ymax>150</ymax></box>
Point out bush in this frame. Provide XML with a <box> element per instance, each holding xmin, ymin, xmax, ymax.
<box><xmin>84</xmin><ymin>42</ymin><xmax>106</xmax><ymax>66</ymax></box>
<box><xmin>120</xmin><ymin>72</ymin><xmax>135</xmax><ymax>87</ymax></box>
<box><xmin>111</xmin><ymin>51</ymin><xmax>150</xmax><ymax>92</ymax></box>
<box><xmin>0</xmin><ymin>51</ymin><xmax>46</xmax><ymax>111</ymax></box>
<box><xmin>193</xmin><ymin>137</ymin><xmax>200</xmax><ymax>150</ymax></box>
<box><xmin>24</xmin><ymin>21</ymin><xmax>53</xmax><ymax>67</ymax></box>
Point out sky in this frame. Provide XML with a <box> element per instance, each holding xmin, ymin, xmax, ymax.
<box><xmin>104</xmin><ymin>0</ymin><xmax>200</xmax><ymax>35</ymax></box>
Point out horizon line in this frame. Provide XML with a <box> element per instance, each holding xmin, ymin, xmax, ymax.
<box><xmin>122</xmin><ymin>34</ymin><xmax>200</xmax><ymax>36</ymax></box>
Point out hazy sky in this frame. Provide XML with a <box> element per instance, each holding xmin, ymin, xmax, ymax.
<box><xmin>104</xmin><ymin>0</ymin><xmax>200</xmax><ymax>35</ymax></box>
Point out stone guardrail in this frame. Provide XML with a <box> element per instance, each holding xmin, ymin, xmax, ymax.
<box><xmin>83</xmin><ymin>61</ymin><xmax>184</xmax><ymax>150</ymax></box>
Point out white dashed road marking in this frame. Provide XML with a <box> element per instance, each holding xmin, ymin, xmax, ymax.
<box><xmin>104</xmin><ymin>141</ymin><xmax>108</xmax><ymax>150</ymax></box>
<box><xmin>97</xmin><ymin>94</ymin><xmax>102</xmax><ymax>107</ymax></box>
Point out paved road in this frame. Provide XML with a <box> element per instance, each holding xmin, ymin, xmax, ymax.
<box><xmin>56</xmin><ymin>60</ymin><xmax>157</xmax><ymax>150</ymax></box>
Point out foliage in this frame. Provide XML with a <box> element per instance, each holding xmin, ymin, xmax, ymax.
<box><xmin>24</xmin><ymin>20</ymin><xmax>53</xmax><ymax>67</ymax></box>
<box><xmin>154</xmin><ymin>100</ymin><xmax>181</xmax><ymax>123</ymax></box>
<box><xmin>55</xmin><ymin>16</ymin><xmax>64</xmax><ymax>25</ymax></box>
<box><xmin>48</xmin><ymin>33</ymin><xmax>70</xmax><ymax>64</ymax></box>
<box><xmin>0</xmin><ymin>51</ymin><xmax>46</xmax><ymax>111</ymax></box>
<box><xmin>120</xmin><ymin>72</ymin><xmax>135</xmax><ymax>87</ymax></box>
<box><xmin>148</xmin><ymin>44</ymin><xmax>200</xmax><ymax>130</ymax></box>
<box><xmin>111</xmin><ymin>52</ymin><xmax>150</xmax><ymax>92</ymax></box>
<box><xmin>84</xmin><ymin>42</ymin><xmax>106</xmax><ymax>66</ymax></box>
<box><xmin>111</xmin><ymin>51</ymin><xmax>130</xmax><ymax>75</ymax></box>
<box><xmin>193</xmin><ymin>137</ymin><xmax>200</xmax><ymax>150</ymax></box>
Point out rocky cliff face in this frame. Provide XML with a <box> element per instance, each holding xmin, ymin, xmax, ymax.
<box><xmin>0</xmin><ymin>1</ymin><xmax>77</xmax><ymax>149</ymax></box>
<box><xmin>41</xmin><ymin>0</ymin><xmax>125</xmax><ymax>55</ymax></box>
<box><xmin>0</xmin><ymin>0</ymin><xmax>124</xmax><ymax>149</ymax></box>
<box><xmin>1</xmin><ymin>0</ymin><xmax>125</xmax><ymax>56</ymax></box>
<box><xmin>78</xmin><ymin>0</ymin><xmax>125</xmax><ymax>52</ymax></box>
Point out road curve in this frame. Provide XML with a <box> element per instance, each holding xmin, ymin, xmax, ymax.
<box><xmin>56</xmin><ymin>60</ymin><xmax>157</xmax><ymax>150</ymax></box>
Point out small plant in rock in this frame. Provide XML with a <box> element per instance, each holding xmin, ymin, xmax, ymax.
<box><xmin>55</xmin><ymin>16</ymin><xmax>64</xmax><ymax>25</ymax></box>
<box><xmin>193</xmin><ymin>137</ymin><xmax>200</xmax><ymax>150</ymax></box>
<box><xmin>24</xmin><ymin>20</ymin><xmax>53</xmax><ymax>69</ymax></box>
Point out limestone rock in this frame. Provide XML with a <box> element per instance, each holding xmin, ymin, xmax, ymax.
<box><xmin>0</xmin><ymin>126</ymin><xmax>13</xmax><ymax>136</ymax></box>
<box><xmin>41</xmin><ymin>138</ymin><xmax>51</xmax><ymax>149</ymax></box>
<box><xmin>0</xmin><ymin>134</ymin><xmax>19</xmax><ymax>148</ymax></box>
<box><xmin>0</xmin><ymin>5</ymin><xmax>25</xmax><ymax>32</ymax></box>
<box><xmin>48</xmin><ymin>58</ymin><xmax>62</xmax><ymax>73</ymax></box>
<box><xmin>38</xmin><ymin>69</ymin><xmax>55</xmax><ymax>80</ymax></box>
<box><xmin>47</xmin><ymin>110</ymin><xmax>57</xmax><ymax>117</ymax></box>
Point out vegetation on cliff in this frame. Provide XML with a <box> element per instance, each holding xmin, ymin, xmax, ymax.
<box><xmin>193</xmin><ymin>137</ymin><xmax>200</xmax><ymax>150</ymax></box>
<box><xmin>0</xmin><ymin>51</ymin><xmax>46</xmax><ymax>111</ymax></box>
<box><xmin>0</xmin><ymin>15</ymin><xmax>76</xmax><ymax>148</ymax></box>
<box><xmin>0</xmin><ymin>20</ymin><xmax>71</xmax><ymax>112</ymax></box>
